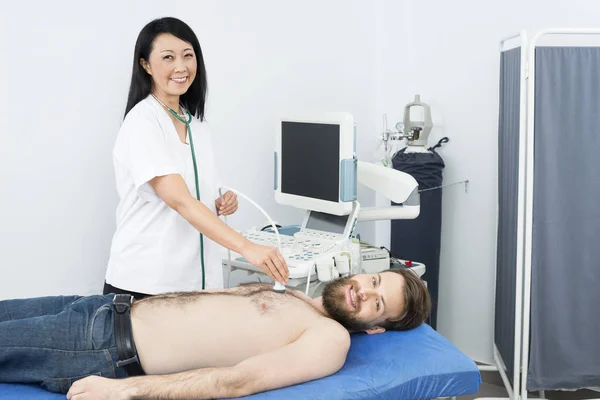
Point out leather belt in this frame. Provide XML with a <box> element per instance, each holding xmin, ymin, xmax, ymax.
<box><xmin>113</xmin><ymin>294</ymin><xmax>145</xmax><ymax>376</ymax></box>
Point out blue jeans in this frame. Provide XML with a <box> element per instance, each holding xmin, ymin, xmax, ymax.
<box><xmin>0</xmin><ymin>294</ymin><xmax>129</xmax><ymax>393</ymax></box>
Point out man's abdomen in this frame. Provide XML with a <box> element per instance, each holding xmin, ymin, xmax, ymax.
<box><xmin>131</xmin><ymin>294</ymin><xmax>318</xmax><ymax>375</ymax></box>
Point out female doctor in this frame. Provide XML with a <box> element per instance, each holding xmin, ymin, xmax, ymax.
<box><xmin>103</xmin><ymin>17</ymin><xmax>288</xmax><ymax>299</ymax></box>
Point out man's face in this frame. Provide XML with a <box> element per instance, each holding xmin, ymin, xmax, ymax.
<box><xmin>322</xmin><ymin>272</ymin><xmax>406</xmax><ymax>333</ymax></box>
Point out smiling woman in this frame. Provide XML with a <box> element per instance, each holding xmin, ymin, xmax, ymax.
<box><xmin>102</xmin><ymin>17</ymin><xmax>290</xmax><ymax>301</ymax></box>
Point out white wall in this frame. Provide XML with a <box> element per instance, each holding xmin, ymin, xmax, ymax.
<box><xmin>0</xmin><ymin>0</ymin><xmax>378</xmax><ymax>299</ymax></box>
<box><xmin>376</xmin><ymin>0</ymin><xmax>600</xmax><ymax>364</ymax></box>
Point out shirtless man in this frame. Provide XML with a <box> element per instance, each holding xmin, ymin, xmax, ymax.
<box><xmin>0</xmin><ymin>268</ymin><xmax>430</xmax><ymax>400</ymax></box>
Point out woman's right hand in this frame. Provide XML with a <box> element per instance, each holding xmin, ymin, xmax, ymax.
<box><xmin>240</xmin><ymin>241</ymin><xmax>289</xmax><ymax>285</ymax></box>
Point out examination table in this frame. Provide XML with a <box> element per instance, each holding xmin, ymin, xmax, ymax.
<box><xmin>0</xmin><ymin>323</ymin><xmax>480</xmax><ymax>399</ymax></box>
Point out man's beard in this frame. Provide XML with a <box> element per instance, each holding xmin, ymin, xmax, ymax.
<box><xmin>322</xmin><ymin>275</ymin><xmax>372</xmax><ymax>332</ymax></box>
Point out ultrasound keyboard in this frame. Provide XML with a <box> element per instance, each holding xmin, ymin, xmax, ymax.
<box><xmin>240</xmin><ymin>229</ymin><xmax>338</xmax><ymax>278</ymax></box>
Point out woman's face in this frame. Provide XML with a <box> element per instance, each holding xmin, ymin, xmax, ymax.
<box><xmin>142</xmin><ymin>33</ymin><xmax>197</xmax><ymax>101</ymax></box>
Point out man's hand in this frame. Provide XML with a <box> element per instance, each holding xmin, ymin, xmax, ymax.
<box><xmin>215</xmin><ymin>190</ymin><xmax>238</xmax><ymax>216</ymax></box>
<box><xmin>66</xmin><ymin>375</ymin><xmax>133</xmax><ymax>400</ymax></box>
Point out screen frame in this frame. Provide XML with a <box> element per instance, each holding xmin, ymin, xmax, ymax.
<box><xmin>274</xmin><ymin>112</ymin><xmax>355</xmax><ymax>215</ymax></box>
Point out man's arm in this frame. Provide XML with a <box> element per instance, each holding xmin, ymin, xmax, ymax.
<box><xmin>130</xmin><ymin>319</ymin><xmax>350</xmax><ymax>399</ymax></box>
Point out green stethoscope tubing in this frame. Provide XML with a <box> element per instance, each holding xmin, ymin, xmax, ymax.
<box><xmin>167</xmin><ymin>107</ymin><xmax>206</xmax><ymax>290</ymax></box>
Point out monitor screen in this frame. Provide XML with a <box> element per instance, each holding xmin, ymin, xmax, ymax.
<box><xmin>275</xmin><ymin>112</ymin><xmax>355</xmax><ymax>216</ymax></box>
<box><xmin>305</xmin><ymin>211</ymin><xmax>349</xmax><ymax>234</ymax></box>
<box><xmin>280</xmin><ymin>121</ymin><xmax>339</xmax><ymax>202</ymax></box>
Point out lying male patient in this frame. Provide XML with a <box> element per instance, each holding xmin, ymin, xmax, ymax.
<box><xmin>0</xmin><ymin>268</ymin><xmax>430</xmax><ymax>400</ymax></box>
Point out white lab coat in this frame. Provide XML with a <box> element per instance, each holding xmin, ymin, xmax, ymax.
<box><xmin>105</xmin><ymin>95</ymin><xmax>224</xmax><ymax>294</ymax></box>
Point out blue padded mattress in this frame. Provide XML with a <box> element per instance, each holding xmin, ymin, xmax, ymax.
<box><xmin>0</xmin><ymin>324</ymin><xmax>480</xmax><ymax>400</ymax></box>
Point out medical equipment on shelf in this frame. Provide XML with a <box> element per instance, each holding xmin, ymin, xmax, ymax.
<box><xmin>360</xmin><ymin>246</ymin><xmax>390</xmax><ymax>273</ymax></box>
<box><xmin>380</xmin><ymin>95</ymin><xmax>433</xmax><ymax>164</ymax></box>
<box><xmin>223</xmin><ymin>112</ymin><xmax>426</xmax><ymax>294</ymax></box>
<box><xmin>228</xmin><ymin>201</ymin><xmax>362</xmax><ymax>295</ymax></box>
<box><xmin>401</xmin><ymin>94</ymin><xmax>433</xmax><ymax>147</ymax></box>
<box><xmin>359</xmin><ymin>245</ymin><xmax>427</xmax><ymax>278</ymax></box>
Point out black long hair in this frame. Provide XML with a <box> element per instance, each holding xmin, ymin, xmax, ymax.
<box><xmin>124</xmin><ymin>17</ymin><xmax>207</xmax><ymax>120</ymax></box>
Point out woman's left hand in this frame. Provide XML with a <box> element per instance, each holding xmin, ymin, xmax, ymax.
<box><xmin>215</xmin><ymin>191</ymin><xmax>238</xmax><ymax>216</ymax></box>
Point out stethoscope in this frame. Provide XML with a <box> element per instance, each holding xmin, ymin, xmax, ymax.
<box><xmin>152</xmin><ymin>94</ymin><xmax>206</xmax><ymax>290</ymax></box>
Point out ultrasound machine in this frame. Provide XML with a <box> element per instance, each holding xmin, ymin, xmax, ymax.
<box><xmin>222</xmin><ymin>112</ymin><xmax>425</xmax><ymax>296</ymax></box>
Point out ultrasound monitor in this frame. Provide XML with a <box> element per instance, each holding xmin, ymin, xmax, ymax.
<box><xmin>274</xmin><ymin>112</ymin><xmax>356</xmax><ymax>216</ymax></box>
